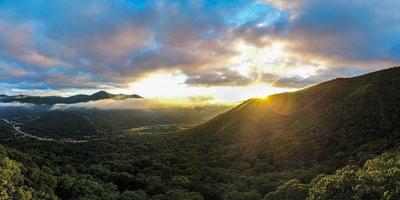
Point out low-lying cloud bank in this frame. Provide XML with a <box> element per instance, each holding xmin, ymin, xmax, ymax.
<box><xmin>50</xmin><ymin>97</ymin><xmax>231</xmax><ymax>111</ymax></box>
<box><xmin>0</xmin><ymin>102</ymin><xmax>35</xmax><ymax>108</ymax></box>
<box><xmin>0</xmin><ymin>96</ymin><xmax>232</xmax><ymax>111</ymax></box>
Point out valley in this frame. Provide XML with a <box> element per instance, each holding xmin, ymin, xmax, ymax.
<box><xmin>1</xmin><ymin>118</ymin><xmax>55</xmax><ymax>141</ymax></box>
<box><xmin>4</xmin><ymin>117</ymin><xmax>97</xmax><ymax>144</ymax></box>
<box><xmin>0</xmin><ymin>117</ymin><xmax>186</xmax><ymax>142</ymax></box>
<box><xmin>0</xmin><ymin>67</ymin><xmax>400</xmax><ymax>200</ymax></box>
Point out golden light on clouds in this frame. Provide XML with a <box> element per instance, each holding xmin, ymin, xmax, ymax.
<box><xmin>230</xmin><ymin>40</ymin><xmax>323</xmax><ymax>79</ymax></box>
<box><xmin>123</xmin><ymin>40</ymin><xmax>322</xmax><ymax>105</ymax></box>
<box><xmin>127</xmin><ymin>71</ymin><xmax>294</xmax><ymax>104</ymax></box>
<box><xmin>129</xmin><ymin>72</ymin><xmax>189</xmax><ymax>98</ymax></box>
<box><xmin>230</xmin><ymin>41</ymin><xmax>288</xmax><ymax>78</ymax></box>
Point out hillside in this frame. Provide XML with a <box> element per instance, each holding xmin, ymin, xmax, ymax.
<box><xmin>191</xmin><ymin>66</ymin><xmax>400</xmax><ymax>169</ymax></box>
<box><xmin>0</xmin><ymin>91</ymin><xmax>142</xmax><ymax>105</ymax></box>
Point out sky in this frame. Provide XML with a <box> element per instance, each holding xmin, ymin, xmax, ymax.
<box><xmin>0</xmin><ymin>0</ymin><xmax>399</xmax><ymax>104</ymax></box>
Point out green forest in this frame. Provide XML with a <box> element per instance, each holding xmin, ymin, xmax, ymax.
<box><xmin>1</xmin><ymin>67</ymin><xmax>400</xmax><ymax>200</ymax></box>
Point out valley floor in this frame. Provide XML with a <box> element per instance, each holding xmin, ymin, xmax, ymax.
<box><xmin>1</xmin><ymin>118</ymin><xmax>88</xmax><ymax>143</ymax></box>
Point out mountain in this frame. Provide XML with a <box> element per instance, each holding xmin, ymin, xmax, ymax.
<box><xmin>0</xmin><ymin>91</ymin><xmax>143</xmax><ymax>105</ymax></box>
<box><xmin>1</xmin><ymin>67</ymin><xmax>400</xmax><ymax>200</ymax></box>
<box><xmin>191</xmin><ymin>66</ymin><xmax>400</xmax><ymax>169</ymax></box>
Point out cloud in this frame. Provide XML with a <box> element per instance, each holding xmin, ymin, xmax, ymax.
<box><xmin>184</xmin><ymin>69</ymin><xmax>319</xmax><ymax>88</ymax></box>
<box><xmin>185</xmin><ymin>69</ymin><xmax>254</xmax><ymax>86</ymax></box>
<box><xmin>19</xmin><ymin>51</ymin><xmax>63</xmax><ymax>68</ymax></box>
<box><xmin>0</xmin><ymin>102</ymin><xmax>34</xmax><ymax>108</ymax></box>
<box><xmin>261</xmin><ymin>0</ymin><xmax>305</xmax><ymax>10</ymax></box>
<box><xmin>51</xmin><ymin>96</ymin><xmax>223</xmax><ymax>110</ymax></box>
<box><xmin>0</xmin><ymin>0</ymin><xmax>269</xmax><ymax>90</ymax></box>
<box><xmin>272</xmin><ymin>0</ymin><xmax>400</xmax><ymax>67</ymax></box>
<box><xmin>0</xmin><ymin>20</ymin><xmax>62</xmax><ymax>68</ymax></box>
<box><xmin>0</xmin><ymin>0</ymin><xmax>399</xmax><ymax>93</ymax></box>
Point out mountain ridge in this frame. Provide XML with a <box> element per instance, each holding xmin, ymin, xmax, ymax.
<box><xmin>0</xmin><ymin>91</ymin><xmax>143</xmax><ymax>105</ymax></box>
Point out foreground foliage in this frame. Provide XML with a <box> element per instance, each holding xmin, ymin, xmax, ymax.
<box><xmin>2</xmin><ymin>134</ymin><xmax>400</xmax><ymax>200</ymax></box>
<box><xmin>309</xmin><ymin>152</ymin><xmax>400</xmax><ymax>200</ymax></box>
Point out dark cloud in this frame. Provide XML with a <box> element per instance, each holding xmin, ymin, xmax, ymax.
<box><xmin>184</xmin><ymin>68</ymin><xmax>316</xmax><ymax>88</ymax></box>
<box><xmin>185</xmin><ymin>69</ymin><xmax>254</xmax><ymax>86</ymax></box>
<box><xmin>184</xmin><ymin>64</ymin><xmax>371</xmax><ymax>88</ymax></box>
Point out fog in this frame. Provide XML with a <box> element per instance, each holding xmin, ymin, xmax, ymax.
<box><xmin>0</xmin><ymin>102</ymin><xmax>35</xmax><ymax>108</ymax></box>
<box><xmin>50</xmin><ymin>97</ymin><xmax>232</xmax><ymax>110</ymax></box>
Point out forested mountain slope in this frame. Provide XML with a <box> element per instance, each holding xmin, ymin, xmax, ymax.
<box><xmin>191</xmin><ymin>66</ymin><xmax>400</xmax><ymax>169</ymax></box>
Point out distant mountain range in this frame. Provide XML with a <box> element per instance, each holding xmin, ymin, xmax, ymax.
<box><xmin>0</xmin><ymin>91</ymin><xmax>143</xmax><ymax>105</ymax></box>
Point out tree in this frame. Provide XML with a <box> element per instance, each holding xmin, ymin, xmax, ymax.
<box><xmin>308</xmin><ymin>152</ymin><xmax>400</xmax><ymax>200</ymax></box>
<box><xmin>224</xmin><ymin>190</ymin><xmax>262</xmax><ymax>200</ymax></box>
<box><xmin>166</xmin><ymin>189</ymin><xmax>204</xmax><ymax>200</ymax></box>
<box><xmin>0</xmin><ymin>157</ymin><xmax>34</xmax><ymax>200</ymax></box>
<box><xmin>56</xmin><ymin>175</ymin><xmax>118</xmax><ymax>200</ymax></box>
<box><xmin>264</xmin><ymin>179</ymin><xmax>308</xmax><ymax>200</ymax></box>
<box><xmin>170</xmin><ymin>175</ymin><xmax>190</xmax><ymax>189</ymax></box>
<box><xmin>145</xmin><ymin>176</ymin><xmax>166</xmax><ymax>195</ymax></box>
<box><xmin>119</xmin><ymin>190</ymin><xmax>148</xmax><ymax>200</ymax></box>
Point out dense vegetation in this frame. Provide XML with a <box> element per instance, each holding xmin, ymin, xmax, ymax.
<box><xmin>2</xmin><ymin>132</ymin><xmax>400</xmax><ymax>200</ymax></box>
<box><xmin>0</xmin><ymin>121</ymin><xmax>13</xmax><ymax>139</ymax></box>
<box><xmin>0</xmin><ymin>67</ymin><xmax>400</xmax><ymax>199</ymax></box>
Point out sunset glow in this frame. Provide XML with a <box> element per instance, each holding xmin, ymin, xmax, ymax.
<box><xmin>128</xmin><ymin>71</ymin><xmax>292</xmax><ymax>104</ymax></box>
<box><xmin>0</xmin><ymin>0</ymin><xmax>398</xmax><ymax>105</ymax></box>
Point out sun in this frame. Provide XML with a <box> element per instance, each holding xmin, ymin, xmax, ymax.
<box><xmin>124</xmin><ymin>41</ymin><xmax>302</xmax><ymax>104</ymax></box>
